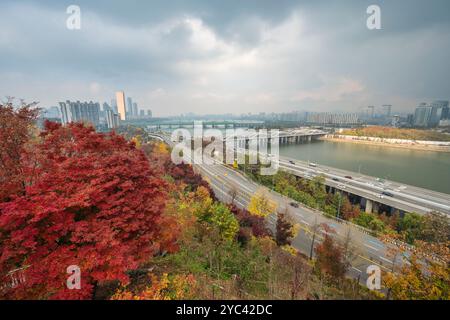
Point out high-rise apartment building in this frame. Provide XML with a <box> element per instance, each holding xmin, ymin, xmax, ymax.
<box><xmin>431</xmin><ymin>100</ymin><xmax>449</xmax><ymax>120</ymax></box>
<box><xmin>111</xmin><ymin>99</ymin><xmax>118</xmax><ymax>114</ymax></box>
<box><xmin>413</xmin><ymin>101</ymin><xmax>449</xmax><ymax>127</ymax></box>
<box><xmin>306</xmin><ymin>112</ymin><xmax>359</xmax><ymax>125</ymax></box>
<box><xmin>133</xmin><ymin>102</ymin><xmax>138</xmax><ymax>117</ymax></box>
<box><xmin>147</xmin><ymin>110</ymin><xmax>153</xmax><ymax>118</ymax></box>
<box><xmin>414</xmin><ymin>103</ymin><xmax>433</xmax><ymax>127</ymax></box>
<box><xmin>58</xmin><ymin>100</ymin><xmax>100</xmax><ymax>126</ymax></box>
<box><xmin>116</xmin><ymin>91</ymin><xmax>127</xmax><ymax>121</ymax></box>
<box><xmin>383</xmin><ymin>105</ymin><xmax>392</xmax><ymax>118</ymax></box>
<box><xmin>102</xmin><ymin>102</ymin><xmax>111</xmax><ymax>112</ymax></box>
<box><xmin>105</xmin><ymin>109</ymin><xmax>120</xmax><ymax>129</ymax></box>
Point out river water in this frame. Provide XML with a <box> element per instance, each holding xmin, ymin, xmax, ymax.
<box><xmin>279</xmin><ymin>140</ymin><xmax>450</xmax><ymax>194</ymax></box>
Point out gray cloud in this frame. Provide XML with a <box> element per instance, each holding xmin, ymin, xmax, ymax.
<box><xmin>1</xmin><ymin>0</ymin><xmax>450</xmax><ymax>116</ymax></box>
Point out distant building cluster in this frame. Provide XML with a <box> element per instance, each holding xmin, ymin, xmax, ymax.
<box><xmin>239</xmin><ymin>111</ymin><xmax>306</xmax><ymax>122</ymax></box>
<box><xmin>59</xmin><ymin>101</ymin><xmax>101</xmax><ymax>126</ymax></box>
<box><xmin>51</xmin><ymin>91</ymin><xmax>152</xmax><ymax>130</ymax></box>
<box><xmin>356</xmin><ymin>101</ymin><xmax>449</xmax><ymax>128</ymax></box>
<box><xmin>413</xmin><ymin>100</ymin><xmax>449</xmax><ymax>128</ymax></box>
<box><xmin>305</xmin><ymin>112</ymin><xmax>360</xmax><ymax>125</ymax></box>
<box><xmin>43</xmin><ymin>95</ymin><xmax>450</xmax><ymax>131</ymax></box>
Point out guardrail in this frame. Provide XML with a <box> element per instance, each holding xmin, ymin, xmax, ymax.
<box><xmin>0</xmin><ymin>266</ymin><xmax>29</xmax><ymax>292</ymax></box>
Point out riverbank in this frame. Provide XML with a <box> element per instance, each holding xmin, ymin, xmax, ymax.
<box><xmin>321</xmin><ymin>135</ymin><xmax>450</xmax><ymax>153</ymax></box>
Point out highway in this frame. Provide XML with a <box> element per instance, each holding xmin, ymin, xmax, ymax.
<box><xmin>194</xmin><ymin>160</ymin><xmax>412</xmax><ymax>285</ymax></box>
<box><xmin>148</xmin><ymin>131</ymin><xmax>443</xmax><ymax>286</ymax></box>
<box><xmin>276</xmin><ymin>156</ymin><xmax>450</xmax><ymax>216</ymax></box>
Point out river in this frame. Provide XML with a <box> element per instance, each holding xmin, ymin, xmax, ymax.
<box><xmin>279</xmin><ymin>140</ymin><xmax>450</xmax><ymax>194</ymax></box>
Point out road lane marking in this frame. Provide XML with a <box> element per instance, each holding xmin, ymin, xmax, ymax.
<box><xmin>300</xmin><ymin>219</ymin><xmax>310</xmax><ymax>226</ymax></box>
<box><xmin>379</xmin><ymin>256</ymin><xmax>393</xmax><ymax>264</ymax></box>
<box><xmin>351</xmin><ymin>267</ymin><xmax>362</xmax><ymax>273</ymax></box>
<box><xmin>364</xmin><ymin>244</ymin><xmax>380</xmax><ymax>252</ymax></box>
<box><xmin>367</xmin><ymin>239</ymin><xmax>384</xmax><ymax>248</ymax></box>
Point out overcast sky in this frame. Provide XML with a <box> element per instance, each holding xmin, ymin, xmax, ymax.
<box><xmin>1</xmin><ymin>0</ymin><xmax>450</xmax><ymax>116</ymax></box>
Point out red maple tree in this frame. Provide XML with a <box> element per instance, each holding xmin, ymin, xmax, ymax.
<box><xmin>0</xmin><ymin>101</ymin><xmax>40</xmax><ymax>201</ymax></box>
<box><xmin>0</xmin><ymin>121</ymin><xmax>178</xmax><ymax>299</ymax></box>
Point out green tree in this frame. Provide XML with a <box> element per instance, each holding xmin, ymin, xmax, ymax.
<box><xmin>397</xmin><ymin>212</ymin><xmax>425</xmax><ymax>244</ymax></box>
<box><xmin>209</xmin><ymin>203</ymin><xmax>240</xmax><ymax>242</ymax></box>
<box><xmin>353</xmin><ymin>212</ymin><xmax>386</xmax><ymax>233</ymax></box>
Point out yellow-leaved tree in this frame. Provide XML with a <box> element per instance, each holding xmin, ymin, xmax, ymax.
<box><xmin>248</xmin><ymin>189</ymin><xmax>277</xmax><ymax>218</ymax></box>
<box><xmin>383</xmin><ymin>257</ymin><xmax>449</xmax><ymax>300</ymax></box>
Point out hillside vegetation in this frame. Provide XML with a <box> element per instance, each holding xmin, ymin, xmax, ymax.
<box><xmin>340</xmin><ymin>126</ymin><xmax>450</xmax><ymax>142</ymax></box>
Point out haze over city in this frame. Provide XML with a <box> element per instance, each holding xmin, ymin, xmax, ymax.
<box><xmin>1</xmin><ymin>0</ymin><xmax>450</xmax><ymax>116</ymax></box>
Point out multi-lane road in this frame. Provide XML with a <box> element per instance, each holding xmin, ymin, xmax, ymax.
<box><xmin>195</xmin><ymin>160</ymin><xmax>412</xmax><ymax>285</ymax></box>
<box><xmin>149</xmin><ymin>131</ymin><xmax>445</xmax><ymax>285</ymax></box>
<box><xmin>277</xmin><ymin>156</ymin><xmax>450</xmax><ymax>216</ymax></box>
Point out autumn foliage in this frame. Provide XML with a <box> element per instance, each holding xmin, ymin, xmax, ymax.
<box><xmin>314</xmin><ymin>229</ymin><xmax>347</xmax><ymax>282</ymax></box>
<box><xmin>0</xmin><ymin>101</ymin><xmax>39</xmax><ymax>201</ymax></box>
<box><xmin>0</xmin><ymin>121</ymin><xmax>178</xmax><ymax>299</ymax></box>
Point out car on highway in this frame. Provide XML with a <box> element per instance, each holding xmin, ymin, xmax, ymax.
<box><xmin>337</xmin><ymin>184</ymin><xmax>346</xmax><ymax>189</ymax></box>
<box><xmin>289</xmin><ymin>160</ymin><xmax>295</xmax><ymax>165</ymax></box>
<box><xmin>332</xmin><ymin>177</ymin><xmax>339</xmax><ymax>181</ymax></box>
<box><xmin>382</xmin><ymin>191</ymin><xmax>394</xmax><ymax>197</ymax></box>
<box><xmin>289</xmin><ymin>202</ymin><xmax>299</xmax><ymax>208</ymax></box>
<box><xmin>309</xmin><ymin>162</ymin><xmax>318</xmax><ymax>167</ymax></box>
<box><xmin>345</xmin><ymin>175</ymin><xmax>353</xmax><ymax>180</ymax></box>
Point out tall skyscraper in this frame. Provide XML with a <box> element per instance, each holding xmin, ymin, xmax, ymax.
<box><xmin>127</xmin><ymin>97</ymin><xmax>133</xmax><ymax>116</ymax></box>
<box><xmin>132</xmin><ymin>102</ymin><xmax>138</xmax><ymax>117</ymax></box>
<box><xmin>147</xmin><ymin>110</ymin><xmax>152</xmax><ymax>118</ymax></box>
<box><xmin>116</xmin><ymin>91</ymin><xmax>127</xmax><ymax>121</ymax></box>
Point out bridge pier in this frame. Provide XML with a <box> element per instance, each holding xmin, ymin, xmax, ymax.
<box><xmin>365</xmin><ymin>199</ymin><xmax>373</xmax><ymax>213</ymax></box>
<box><xmin>373</xmin><ymin>201</ymin><xmax>380</xmax><ymax>214</ymax></box>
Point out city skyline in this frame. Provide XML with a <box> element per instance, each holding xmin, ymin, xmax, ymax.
<box><xmin>1</xmin><ymin>0</ymin><xmax>450</xmax><ymax>116</ymax></box>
